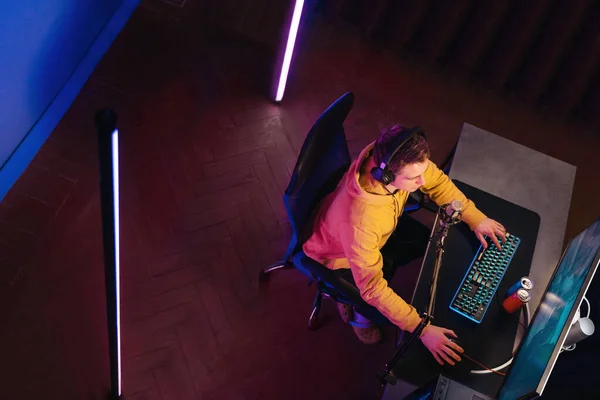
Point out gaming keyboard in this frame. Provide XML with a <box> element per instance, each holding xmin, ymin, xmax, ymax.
<box><xmin>449</xmin><ymin>233</ymin><xmax>521</xmax><ymax>323</ymax></box>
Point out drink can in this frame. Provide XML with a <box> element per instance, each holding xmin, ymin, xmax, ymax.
<box><xmin>502</xmin><ymin>288</ymin><xmax>531</xmax><ymax>314</ymax></box>
<box><xmin>506</xmin><ymin>276</ymin><xmax>534</xmax><ymax>298</ymax></box>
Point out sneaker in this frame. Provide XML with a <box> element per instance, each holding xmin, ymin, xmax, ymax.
<box><xmin>350</xmin><ymin>309</ymin><xmax>383</xmax><ymax>344</ymax></box>
<box><xmin>336</xmin><ymin>303</ymin><xmax>383</xmax><ymax>344</ymax></box>
<box><xmin>336</xmin><ymin>302</ymin><xmax>354</xmax><ymax>323</ymax></box>
<box><xmin>351</xmin><ymin>323</ymin><xmax>383</xmax><ymax>345</ymax></box>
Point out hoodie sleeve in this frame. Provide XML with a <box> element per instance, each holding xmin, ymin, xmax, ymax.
<box><xmin>339</xmin><ymin>220</ymin><xmax>422</xmax><ymax>332</ymax></box>
<box><xmin>420</xmin><ymin>161</ymin><xmax>487</xmax><ymax>230</ymax></box>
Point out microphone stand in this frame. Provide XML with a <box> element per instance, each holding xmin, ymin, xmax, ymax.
<box><xmin>379</xmin><ymin>202</ymin><xmax>462</xmax><ymax>386</ymax></box>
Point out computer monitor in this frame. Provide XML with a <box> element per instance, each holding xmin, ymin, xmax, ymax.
<box><xmin>498</xmin><ymin>218</ymin><xmax>600</xmax><ymax>400</ymax></box>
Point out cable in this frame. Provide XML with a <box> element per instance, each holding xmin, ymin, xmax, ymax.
<box><xmin>470</xmin><ymin>357</ymin><xmax>512</xmax><ymax>375</ymax></box>
<box><xmin>462</xmin><ymin>353</ymin><xmax>506</xmax><ymax>377</ymax></box>
<box><xmin>561</xmin><ymin>344</ymin><xmax>577</xmax><ymax>352</ymax></box>
<box><xmin>583</xmin><ymin>296</ymin><xmax>591</xmax><ymax>318</ymax></box>
<box><xmin>468</xmin><ymin>302</ymin><xmax>531</xmax><ymax>375</ymax></box>
<box><xmin>524</xmin><ymin>302</ymin><xmax>531</xmax><ymax>327</ymax></box>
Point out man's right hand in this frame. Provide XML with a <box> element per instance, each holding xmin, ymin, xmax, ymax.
<box><xmin>419</xmin><ymin>324</ymin><xmax>464</xmax><ymax>365</ymax></box>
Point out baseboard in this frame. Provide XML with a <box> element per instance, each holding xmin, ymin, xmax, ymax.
<box><xmin>0</xmin><ymin>0</ymin><xmax>140</xmax><ymax>203</ymax></box>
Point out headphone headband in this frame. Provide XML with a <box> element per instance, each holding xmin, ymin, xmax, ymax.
<box><xmin>370</xmin><ymin>126</ymin><xmax>425</xmax><ymax>185</ymax></box>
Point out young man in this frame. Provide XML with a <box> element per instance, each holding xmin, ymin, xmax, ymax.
<box><xmin>302</xmin><ymin>125</ymin><xmax>507</xmax><ymax>366</ymax></box>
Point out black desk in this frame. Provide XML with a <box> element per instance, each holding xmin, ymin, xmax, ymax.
<box><xmin>386</xmin><ymin>180</ymin><xmax>541</xmax><ymax>399</ymax></box>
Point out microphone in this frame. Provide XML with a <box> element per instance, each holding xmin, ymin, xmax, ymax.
<box><xmin>439</xmin><ymin>200</ymin><xmax>463</xmax><ymax>226</ymax></box>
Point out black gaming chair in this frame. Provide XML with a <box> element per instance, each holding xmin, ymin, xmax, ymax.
<box><xmin>260</xmin><ymin>92</ymin><xmax>442</xmax><ymax>329</ymax></box>
<box><xmin>259</xmin><ymin>92</ymin><xmax>365</xmax><ymax>328</ymax></box>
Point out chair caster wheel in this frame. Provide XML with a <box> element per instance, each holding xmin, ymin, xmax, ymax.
<box><xmin>259</xmin><ymin>262</ymin><xmax>289</xmax><ymax>282</ymax></box>
<box><xmin>308</xmin><ymin>317</ymin><xmax>320</xmax><ymax>330</ymax></box>
<box><xmin>258</xmin><ymin>270</ymin><xmax>270</xmax><ymax>282</ymax></box>
<box><xmin>307</xmin><ymin>302</ymin><xmax>321</xmax><ymax>330</ymax></box>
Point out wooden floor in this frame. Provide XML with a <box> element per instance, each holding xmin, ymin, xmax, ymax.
<box><xmin>1</xmin><ymin>2</ymin><xmax>599</xmax><ymax>399</ymax></box>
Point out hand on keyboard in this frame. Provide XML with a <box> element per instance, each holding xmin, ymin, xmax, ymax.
<box><xmin>474</xmin><ymin>218</ymin><xmax>507</xmax><ymax>250</ymax></box>
<box><xmin>450</xmin><ymin>232</ymin><xmax>521</xmax><ymax>323</ymax></box>
<box><xmin>420</xmin><ymin>325</ymin><xmax>464</xmax><ymax>366</ymax></box>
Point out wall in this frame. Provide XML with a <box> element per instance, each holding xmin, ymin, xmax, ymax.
<box><xmin>0</xmin><ymin>0</ymin><xmax>140</xmax><ymax>202</ymax></box>
<box><xmin>316</xmin><ymin>0</ymin><xmax>600</xmax><ymax>132</ymax></box>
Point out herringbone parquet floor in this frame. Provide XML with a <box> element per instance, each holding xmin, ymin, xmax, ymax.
<box><xmin>1</xmin><ymin>2</ymin><xmax>599</xmax><ymax>400</ymax></box>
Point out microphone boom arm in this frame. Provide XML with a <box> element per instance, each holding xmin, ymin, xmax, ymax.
<box><xmin>379</xmin><ymin>201</ymin><xmax>462</xmax><ymax>385</ymax></box>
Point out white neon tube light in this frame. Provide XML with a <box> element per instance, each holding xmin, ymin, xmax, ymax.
<box><xmin>275</xmin><ymin>0</ymin><xmax>305</xmax><ymax>102</ymax></box>
<box><xmin>111</xmin><ymin>128</ymin><xmax>122</xmax><ymax>395</ymax></box>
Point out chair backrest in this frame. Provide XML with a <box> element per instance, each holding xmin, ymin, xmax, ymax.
<box><xmin>283</xmin><ymin>92</ymin><xmax>354</xmax><ymax>254</ymax></box>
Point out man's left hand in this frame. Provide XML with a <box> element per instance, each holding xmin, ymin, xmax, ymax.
<box><xmin>474</xmin><ymin>218</ymin><xmax>506</xmax><ymax>250</ymax></box>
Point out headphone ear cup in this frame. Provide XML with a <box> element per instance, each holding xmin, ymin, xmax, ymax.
<box><xmin>373</xmin><ymin>126</ymin><xmax>423</xmax><ymax>186</ymax></box>
<box><xmin>382</xmin><ymin>170</ymin><xmax>394</xmax><ymax>185</ymax></box>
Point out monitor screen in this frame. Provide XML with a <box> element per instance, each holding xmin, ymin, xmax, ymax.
<box><xmin>498</xmin><ymin>218</ymin><xmax>600</xmax><ymax>400</ymax></box>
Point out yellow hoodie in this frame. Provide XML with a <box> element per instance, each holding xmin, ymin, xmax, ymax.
<box><xmin>302</xmin><ymin>141</ymin><xmax>487</xmax><ymax>333</ymax></box>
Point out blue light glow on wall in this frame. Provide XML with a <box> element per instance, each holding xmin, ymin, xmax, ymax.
<box><xmin>0</xmin><ymin>0</ymin><xmax>140</xmax><ymax>202</ymax></box>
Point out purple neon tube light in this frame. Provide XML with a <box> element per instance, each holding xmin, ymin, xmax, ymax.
<box><xmin>111</xmin><ymin>129</ymin><xmax>122</xmax><ymax>395</ymax></box>
<box><xmin>275</xmin><ymin>0</ymin><xmax>305</xmax><ymax>102</ymax></box>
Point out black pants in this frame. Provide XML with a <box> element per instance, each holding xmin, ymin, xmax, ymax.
<box><xmin>333</xmin><ymin>214</ymin><xmax>431</xmax><ymax>326</ymax></box>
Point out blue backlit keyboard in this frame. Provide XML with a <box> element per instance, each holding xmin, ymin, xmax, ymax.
<box><xmin>449</xmin><ymin>233</ymin><xmax>521</xmax><ymax>323</ymax></box>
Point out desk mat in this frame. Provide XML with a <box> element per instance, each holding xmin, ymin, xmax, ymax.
<box><xmin>391</xmin><ymin>180</ymin><xmax>541</xmax><ymax>397</ymax></box>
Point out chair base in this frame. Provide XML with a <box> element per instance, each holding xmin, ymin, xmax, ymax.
<box><xmin>259</xmin><ymin>260</ymin><xmax>335</xmax><ymax>331</ymax></box>
<box><xmin>308</xmin><ymin>290</ymin><xmax>323</xmax><ymax>330</ymax></box>
<box><xmin>258</xmin><ymin>261</ymin><xmax>293</xmax><ymax>282</ymax></box>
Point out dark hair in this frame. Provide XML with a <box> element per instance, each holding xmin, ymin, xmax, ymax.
<box><xmin>374</xmin><ymin>125</ymin><xmax>430</xmax><ymax>174</ymax></box>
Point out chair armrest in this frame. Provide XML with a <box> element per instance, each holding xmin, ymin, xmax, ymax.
<box><xmin>292</xmin><ymin>252</ymin><xmax>371</xmax><ymax>309</ymax></box>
